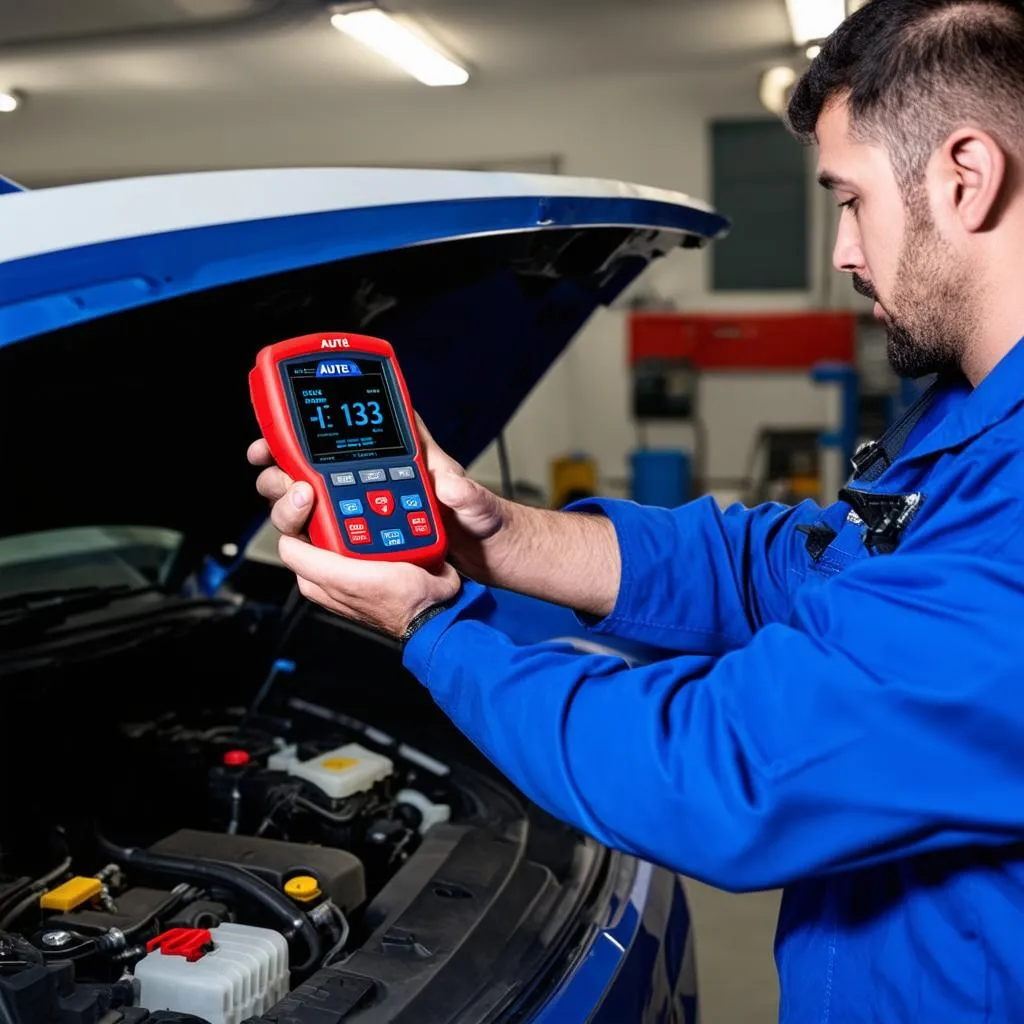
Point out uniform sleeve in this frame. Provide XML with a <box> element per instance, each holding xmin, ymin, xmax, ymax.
<box><xmin>403</xmin><ymin>480</ymin><xmax>1024</xmax><ymax>892</ymax></box>
<box><xmin>565</xmin><ymin>495</ymin><xmax>824</xmax><ymax>654</ymax></box>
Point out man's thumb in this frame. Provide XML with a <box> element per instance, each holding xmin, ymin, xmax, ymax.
<box><xmin>433</xmin><ymin>469</ymin><xmax>506</xmax><ymax>540</ymax></box>
<box><xmin>433</xmin><ymin>469</ymin><xmax>481</xmax><ymax>512</ymax></box>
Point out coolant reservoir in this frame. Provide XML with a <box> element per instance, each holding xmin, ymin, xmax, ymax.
<box><xmin>135</xmin><ymin>923</ymin><xmax>289</xmax><ymax>1024</ymax></box>
<box><xmin>286</xmin><ymin>742</ymin><xmax>393</xmax><ymax>800</ymax></box>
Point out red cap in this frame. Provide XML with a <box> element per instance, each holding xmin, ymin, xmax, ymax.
<box><xmin>147</xmin><ymin>928</ymin><xmax>214</xmax><ymax>962</ymax></box>
<box><xmin>223</xmin><ymin>749</ymin><xmax>250</xmax><ymax>767</ymax></box>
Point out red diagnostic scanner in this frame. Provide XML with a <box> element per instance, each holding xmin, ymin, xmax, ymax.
<box><xmin>249</xmin><ymin>332</ymin><xmax>448</xmax><ymax>568</ymax></box>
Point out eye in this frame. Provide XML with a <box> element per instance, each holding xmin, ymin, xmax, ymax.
<box><xmin>838</xmin><ymin>197</ymin><xmax>859</xmax><ymax>213</ymax></box>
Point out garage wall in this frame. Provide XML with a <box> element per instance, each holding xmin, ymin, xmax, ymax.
<box><xmin>2</xmin><ymin>64</ymin><xmax>865</xmax><ymax>499</ymax></box>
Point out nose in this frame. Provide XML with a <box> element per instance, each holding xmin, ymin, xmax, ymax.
<box><xmin>832</xmin><ymin>213</ymin><xmax>864</xmax><ymax>274</ymax></box>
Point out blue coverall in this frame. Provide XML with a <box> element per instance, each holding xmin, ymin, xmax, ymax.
<box><xmin>404</xmin><ymin>337</ymin><xmax>1024</xmax><ymax>1022</ymax></box>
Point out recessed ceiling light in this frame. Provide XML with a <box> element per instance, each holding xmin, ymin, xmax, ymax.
<box><xmin>0</xmin><ymin>91</ymin><xmax>21</xmax><ymax>114</ymax></box>
<box><xmin>806</xmin><ymin>44</ymin><xmax>822</xmax><ymax>59</ymax></box>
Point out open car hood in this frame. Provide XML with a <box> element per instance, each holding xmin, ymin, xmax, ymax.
<box><xmin>0</xmin><ymin>168</ymin><xmax>727</xmax><ymax>559</ymax></box>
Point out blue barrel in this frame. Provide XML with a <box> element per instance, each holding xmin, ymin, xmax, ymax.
<box><xmin>630</xmin><ymin>449</ymin><xmax>691</xmax><ymax>508</ymax></box>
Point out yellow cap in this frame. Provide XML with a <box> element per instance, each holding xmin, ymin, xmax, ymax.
<box><xmin>321</xmin><ymin>757</ymin><xmax>359</xmax><ymax>772</ymax></box>
<box><xmin>40</xmin><ymin>877</ymin><xmax>103</xmax><ymax>913</ymax></box>
<box><xmin>284</xmin><ymin>875</ymin><xmax>322</xmax><ymax>903</ymax></box>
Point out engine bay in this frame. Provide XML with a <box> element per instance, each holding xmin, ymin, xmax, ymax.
<box><xmin>0</xmin><ymin>703</ymin><xmax>459</xmax><ymax>1024</ymax></box>
<box><xmin>0</xmin><ymin>581</ymin><xmax>607</xmax><ymax>1024</ymax></box>
<box><xmin>0</xmin><ymin>581</ymin><xmax>647</xmax><ymax>1007</ymax></box>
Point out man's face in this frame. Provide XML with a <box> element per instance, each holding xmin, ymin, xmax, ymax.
<box><xmin>815</xmin><ymin>97</ymin><xmax>974</xmax><ymax>379</ymax></box>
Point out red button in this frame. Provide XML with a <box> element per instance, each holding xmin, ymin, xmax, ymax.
<box><xmin>407</xmin><ymin>511</ymin><xmax>432</xmax><ymax>538</ymax></box>
<box><xmin>223</xmin><ymin>749</ymin><xmax>250</xmax><ymax>767</ymax></box>
<box><xmin>345</xmin><ymin>517</ymin><xmax>371</xmax><ymax>545</ymax></box>
<box><xmin>366</xmin><ymin>490</ymin><xmax>395</xmax><ymax>517</ymax></box>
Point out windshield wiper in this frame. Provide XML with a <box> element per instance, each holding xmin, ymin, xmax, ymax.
<box><xmin>0</xmin><ymin>583</ymin><xmax>161</xmax><ymax>633</ymax></box>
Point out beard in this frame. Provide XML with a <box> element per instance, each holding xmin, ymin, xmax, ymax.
<box><xmin>853</xmin><ymin>201</ymin><xmax>975</xmax><ymax>380</ymax></box>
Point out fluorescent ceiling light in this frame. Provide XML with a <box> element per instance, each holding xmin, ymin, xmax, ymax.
<box><xmin>0</xmin><ymin>92</ymin><xmax>20</xmax><ymax>113</ymax></box>
<box><xmin>785</xmin><ymin>0</ymin><xmax>846</xmax><ymax>45</ymax></box>
<box><xmin>330</xmin><ymin>6</ymin><xmax>469</xmax><ymax>87</ymax></box>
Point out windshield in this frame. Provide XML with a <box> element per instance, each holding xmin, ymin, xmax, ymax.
<box><xmin>0</xmin><ymin>526</ymin><xmax>182</xmax><ymax>600</ymax></box>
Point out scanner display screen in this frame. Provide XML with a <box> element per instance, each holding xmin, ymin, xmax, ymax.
<box><xmin>286</xmin><ymin>357</ymin><xmax>408</xmax><ymax>463</ymax></box>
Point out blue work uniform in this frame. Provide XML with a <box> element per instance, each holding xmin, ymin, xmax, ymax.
<box><xmin>403</xmin><ymin>336</ymin><xmax>1024</xmax><ymax>1023</ymax></box>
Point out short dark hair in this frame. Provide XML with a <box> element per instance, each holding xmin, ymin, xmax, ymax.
<box><xmin>787</xmin><ymin>0</ymin><xmax>1024</xmax><ymax>190</ymax></box>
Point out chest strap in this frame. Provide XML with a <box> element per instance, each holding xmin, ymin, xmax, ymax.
<box><xmin>848</xmin><ymin>380</ymin><xmax>941</xmax><ymax>484</ymax></box>
<box><xmin>800</xmin><ymin>380</ymin><xmax>941</xmax><ymax>561</ymax></box>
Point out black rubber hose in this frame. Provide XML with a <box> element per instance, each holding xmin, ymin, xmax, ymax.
<box><xmin>0</xmin><ymin>890</ymin><xmax>44</xmax><ymax>931</ymax></box>
<box><xmin>123</xmin><ymin>883</ymin><xmax>198</xmax><ymax>939</ymax></box>
<box><xmin>96</xmin><ymin>836</ymin><xmax>321</xmax><ymax>973</ymax></box>
<box><xmin>0</xmin><ymin>855</ymin><xmax>73</xmax><ymax>925</ymax></box>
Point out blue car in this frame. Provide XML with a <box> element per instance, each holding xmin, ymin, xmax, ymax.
<box><xmin>0</xmin><ymin>168</ymin><xmax>728</xmax><ymax>1024</ymax></box>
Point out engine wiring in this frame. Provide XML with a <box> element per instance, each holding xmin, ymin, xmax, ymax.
<box><xmin>320</xmin><ymin>901</ymin><xmax>351</xmax><ymax>968</ymax></box>
<box><xmin>0</xmin><ymin>851</ymin><xmax>73</xmax><ymax>930</ymax></box>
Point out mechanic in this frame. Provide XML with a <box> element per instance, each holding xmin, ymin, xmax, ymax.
<box><xmin>248</xmin><ymin>1</ymin><xmax>1024</xmax><ymax>1018</ymax></box>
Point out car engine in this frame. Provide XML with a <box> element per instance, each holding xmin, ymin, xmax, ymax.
<box><xmin>0</xmin><ymin>708</ymin><xmax>455</xmax><ymax>1024</ymax></box>
<box><xmin>0</xmin><ymin>576</ymin><xmax>600</xmax><ymax>1024</ymax></box>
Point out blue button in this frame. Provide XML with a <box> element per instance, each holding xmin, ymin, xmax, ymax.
<box><xmin>400</xmin><ymin>494</ymin><xmax>423</xmax><ymax>511</ymax></box>
<box><xmin>380</xmin><ymin>529</ymin><xmax>406</xmax><ymax>548</ymax></box>
<box><xmin>339</xmin><ymin>498</ymin><xmax>364</xmax><ymax>516</ymax></box>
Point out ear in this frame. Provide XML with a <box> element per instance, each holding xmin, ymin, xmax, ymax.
<box><xmin>935</xmin><ymin>128</ymin><xmax>1006</xmax><ymax>233</ymax></box>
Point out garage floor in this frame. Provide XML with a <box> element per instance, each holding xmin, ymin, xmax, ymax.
<box><xmin>683</xmin><ymin>882</ymin><xmax>782</xmax><ymax>1023</ymax></box>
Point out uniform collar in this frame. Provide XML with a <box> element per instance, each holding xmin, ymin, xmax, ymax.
<box><xmin>904</xmin><ymin>335</ymin><xmax>1024</xmax><ymax>462</ymax></box>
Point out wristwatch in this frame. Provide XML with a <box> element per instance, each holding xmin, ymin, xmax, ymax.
<box><xmin>400</xmin><ymin>599</ymin><xmax>455</xmax><ymax>647</ymax></box>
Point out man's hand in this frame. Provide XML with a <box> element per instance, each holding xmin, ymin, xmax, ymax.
<box><xmin>248</xmin><ymin>413</ymin><xmax>621</xmax><ymax>620</ymax></box>
<box><xmin>248</xmin><ymin>414</ymin><xmax>518</xmax><ymax>585</ymax></box>
<box><xmin>246</xmin><ymin>417</ymin><xmax>472</xmax><ymax>637</ymax></box>
<box><xmin>275</xmin><ymin>533</ymin><xmax>460</xmax><ymax>639</ymax></box>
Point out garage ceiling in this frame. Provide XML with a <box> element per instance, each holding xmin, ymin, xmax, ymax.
<box><xmin>0</xmin><ymin>0</ymin><xmax>282</xmax><ymax>42</ymax></box>
<box><xmin>0</xmin><ymin>0</ymin><xmax>796</xmax><ymax>96</ymax></box>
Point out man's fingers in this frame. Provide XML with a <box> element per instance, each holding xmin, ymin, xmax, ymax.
<box><xmin>413</xmin><ymin>412</ymin><xmax>437</xmax><ymax>447</ymax></box>
<box><xmin>251</xmin><ymin>437</ymin><xmax>294</xmax><ymax>504</ymax></box>
<box><xmin>278</xmin><ymin>534</ymin><xmax>463</xmax><ymax>637</ymax></box>
<box><xmin>295</xmin><ymin>575</ymin><xmax>344</xmax><ymax>614</ymax></box>
<box><xmin>256</xmin><ymin>466</ymin><xmax>294</xmax><ymax>502</ymax></box>
<box><xmin>247</xmin><ymin>438</ymin><xmax>274</xmax><ymax>466</ymax></box>
<box><xmin>415</xmin><ymin>413</ymin><xmax>465</xmax><ymax>478</ymax></box>
<box><xmin>270</xmin><ymin>483</ymin><xmax>315</xmax><ymax>537</ymax></box>
<box><xmin>278</xmin><ymin>533</ymin><xmax>387</xmax><ymax>591</ymax></box>
<box><xmin>279</xmin><ymin>533</ymin><xmax>453</xmax><ymax>604</ymax></box>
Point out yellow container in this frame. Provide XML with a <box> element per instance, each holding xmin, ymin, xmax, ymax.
<box><xmin>551</xmin><ymin>454</ymin><xmax>598</xmax><ymax>509</ymax></box>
